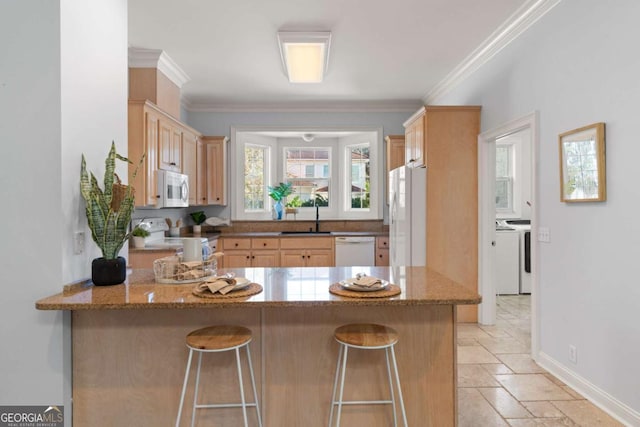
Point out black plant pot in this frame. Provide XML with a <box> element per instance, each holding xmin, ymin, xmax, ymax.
<box><xmin>92</xmin><ymin>256</ymin><xmax>127</xmax><ymax>286</ymax></box>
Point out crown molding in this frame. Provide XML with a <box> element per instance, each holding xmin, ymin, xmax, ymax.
<box><xmin>128</xmin><ymin>47</ymin><xmax>190</xmax><ymax>88</ymax></box>
<box><xmin>423</xmin><ymin>0</ymin><xmax>561</xmax><ymax>104</ymax></box>
<box><xmin>181</xmin><ymin>99</ymin><xmax>422</xmax><ymax>113</ymax></box>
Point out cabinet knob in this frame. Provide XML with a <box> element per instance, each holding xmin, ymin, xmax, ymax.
<box><xmin>216</xmin><ymin>197</ymin><xmax>220</xmax><ymax>201</ymax></box>
<box><xmin>263</xmin><ymin>243</ymin><xmax>267</xmax><ymax>247</ymax></box>
<box><xmin>235</xmin><ymin>243</ymin><xmax>239</xmax><ymax>247</ymax></box>
<box><xmin>156</xmin><ymin>195</ymin><xmax>161</xmax><ymax>198</ymax></box>
<box><xmin>301</xmin><ymin>255</ymin><xmax>305</xmax><ymax>259</ymax></box>
<box><xmin>379</xmin><ymin>254</ymin><xmax>383</xmax><ymax>258</ymax></box>
<box><xmin>202</xmin><ymin>197</ymin><xmax>206</xmax><ymax>201</ymax></box>
<box><xmin>252</xmin><ymin>255</ymin><xmax>255</xmax><ymax>259</ymax></box>
<box><xmin>170</xmin><ymin>162</ymin><xmax>176</xmax><ymax>166</ymax></box>
<box><xmin>246</xmin><ymin>255</ymin><xmax>250</xmax><ymax>259</ymax></box>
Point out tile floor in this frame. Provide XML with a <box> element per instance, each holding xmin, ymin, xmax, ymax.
<box><xmin>457</xmin><ymin>295</ymin><xmax>623</xmax><ymax>426</ymax></box>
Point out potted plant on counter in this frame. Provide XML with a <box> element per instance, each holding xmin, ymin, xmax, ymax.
<box><xmin>80</xmin><ymin>142</ymin><xmax>142</xmax><ymax>285</ymax></box>
<box><xmin>268</xmin><ymin>182</ymin><xmax>293</xmax><ymax>220</ymax></box>
<box><xmin>189</xmin><ymin>211</ymin><xmax>206</xmax><ymax>234</ymax></box>
<box><xmin>131</xmin><ymin>226</ymin><xmax>150</xmax><ymax>248</ymax></box>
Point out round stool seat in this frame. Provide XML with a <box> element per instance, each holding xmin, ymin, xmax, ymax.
<box><xmin>186</xmin><ymin>325</ymin><xmax>252</xmax><ymax>350</ymax></box>
<box><xmin>334</xmin><ymin>323</ymin><xmax>398</xmax><ymax>348</ymax></box>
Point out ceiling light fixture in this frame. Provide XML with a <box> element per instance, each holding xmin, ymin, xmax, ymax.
<box><xmin>277</xmin><ymin>31</ymin><xmax>331</xmax><ymax>83</ymax></box>
<box><xmin>302</xmin><ymin>133</ymin><xmax>315</xmax><ymax>142</ymax></box>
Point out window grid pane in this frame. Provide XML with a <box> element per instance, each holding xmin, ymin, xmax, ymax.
<box><xmin>285</xmin><ymin>147</ymin><xmax>330</xmax><ymax>207</ymax></box>
<box><xmin>349</xmin><ymin>145</ymin><xmax>370</xmax><ymax>209</ymax></box>
<box><xmin>244</xmin><ymin>146</ymin><xmax>265</xmax><ymax>211</ymax></box>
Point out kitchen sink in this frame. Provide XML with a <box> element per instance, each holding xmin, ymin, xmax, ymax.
<box><xmin>280</xmin><ymin>231</ymin><xmax>332</xmax><ymax>235</ymax></box>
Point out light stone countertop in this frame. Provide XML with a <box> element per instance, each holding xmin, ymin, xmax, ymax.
<box><xmin>36</xmin><ymin>266</ymin><xmax>480</xmax><ymax>310</ymax></box>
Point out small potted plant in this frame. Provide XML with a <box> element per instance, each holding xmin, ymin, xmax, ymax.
<box><xmin>80</xmin><ymin>142</ymin><xmax>142</xmax><ymax>285</ymax></box>
<box><xmin>190</xmin><ymin>211</ymin><xmax>206</xmax><ymax>234</ymax></box>
<box><xmin>268</xmin><ymin>182</ymin><xmax>293</xmax><ymax>220</ymax></box>
<box><xmin>131</xmin><ymin>226</ymin><xmax>150</xmax><ymax>248</ymax></box>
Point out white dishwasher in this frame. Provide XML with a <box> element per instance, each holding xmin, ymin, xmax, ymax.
<box><xmin>334</xmin><ymin>236</ymin><xmax>376</xmax><ymax>266</ymax></box>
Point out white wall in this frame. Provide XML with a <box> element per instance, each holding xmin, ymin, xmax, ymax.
<box><xmin>0</xmin><ymin>0</ymin><xmax>64</xmax><ymax>406</ymax></box>
<box><xmin>435</xmin><ymin>0</ymin><xmax>640</xmax><ymax>420</ymax></box>
<box><xmin>61</xmin><ymin>0</ymin><xmax>129</xmax><ymax>283</ymax></box>
<box><xmin>0</xmin><ymin>0</ymin><xmax>127</xmax><ymax>422</ymax></box>
<box><xmin>187</xmin><ymin>111</ymin><xmax>408</xmax><ymax>137</ymax></box>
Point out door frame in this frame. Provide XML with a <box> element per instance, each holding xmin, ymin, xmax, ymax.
<box><xmin>478</xmin><ymin>111</ymin><xmax>539</xmax><ymax>358</ymax></box>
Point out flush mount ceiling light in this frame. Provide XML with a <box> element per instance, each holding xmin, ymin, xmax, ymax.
<box><xmin>302</xmin><ymin>133</ymin><xmax>315</xmax><ymax>142</ymax></box>
<box><xmin>277</xmin><ymin>31</ymin><xmax>331</xmax><ymax>83</ymax></box>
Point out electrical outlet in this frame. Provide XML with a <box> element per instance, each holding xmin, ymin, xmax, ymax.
<box><xmin>569</xmin><ymin>344</ymin><xmax>577</xmax><ymax>364</ymax></box>
<box><xmin>538</xmin><ymin>227</ymin><xmax>550</xmax><ymax>242</ymax></box>
<box><xmin>74</xmin><ymin>231</ymin><xmax>85</xmax><ymax>255</ymax></box>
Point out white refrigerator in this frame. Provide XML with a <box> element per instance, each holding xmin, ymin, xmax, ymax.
<box><xmin>388</xmin><ymin>165</ymin><xmax>427</xmax><ymax>266</ymax></box>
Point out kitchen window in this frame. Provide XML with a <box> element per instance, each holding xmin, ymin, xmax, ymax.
<box><xmin>285</xmin><ymin>147</ymin><xmax>331</xmax><ymax>207</ymax></box>
<box><xmin>496</xmin><ymin>144</ymin><xmax>513</xmax><ymax>212</ymax></box>
<box><xmin>232</xmin><ymin>129</ymin><xmax>382</xmax><ymax>220</ymax></box>
<box><xmin>347</xmin><ymin>144</ymin><xmax>370</xmax><ymax>210</ymax></box>
<box><xmin>244</xmin><ymin>144</ymin><xmax>267</xmax><ymax>211</ymax></box>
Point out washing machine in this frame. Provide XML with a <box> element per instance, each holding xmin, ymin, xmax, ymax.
<box><xmin>503</xmin><ymin>220</ymin><xmax>531</xmax><ymax>294</ymax></box>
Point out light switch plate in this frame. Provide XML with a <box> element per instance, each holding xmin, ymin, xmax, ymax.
<box><xmin>538</xmin><ymin>227</ymin><xmax>550</xmax><ymax>242</ymax></box>
<box><xmin>74</xmin><ymin>231</ymin><xmax>85</xmax><ymax>254</ymax></box>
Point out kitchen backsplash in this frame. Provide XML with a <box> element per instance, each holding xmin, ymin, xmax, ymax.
<box><xmin>215</xmin><ymin>220</ymin><xmax>387</xmax><ymax>234</ymax></box>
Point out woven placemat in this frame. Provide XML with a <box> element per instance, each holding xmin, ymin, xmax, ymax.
<box><xmin>329</xmin><ymin>283</ymin><xmax>401</xmax><ymax>298</ymax></box>
<box><xmin>192</xmin><ymin>283</ymin><xmax>263</xmax><ymax>299</ymax></box>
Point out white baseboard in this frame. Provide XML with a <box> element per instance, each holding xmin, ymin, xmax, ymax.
<box><xmin>536</xmin><ymin>351</ymin><xmax>640</xmax><ymax>426</ymax></box>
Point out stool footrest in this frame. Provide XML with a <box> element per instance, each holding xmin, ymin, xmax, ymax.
<box><xmin>196</xmin><ymin>403</ymin><xmax>258</xmax><ymax>409</ymax></box>
<box><xmin>331</xmin><ymin>400</ymin><xmax>393</xmax><ymax>405</ymax></box>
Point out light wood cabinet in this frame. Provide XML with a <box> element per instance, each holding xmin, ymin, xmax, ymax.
<box><xmin>181</xmin><ymin>130</ymin><xmax>197</xmax><ymax>205</ymax></box>
<box><xmin>385</xmin><ymin>135</ymin><xmax>405</xmax><ymax>172</ymax></box>
<box><xmin>375</xmin><ymin>236</ymin><xmax>389</xmax><ymax>266</ymax></box>
<box><xmin>279</xmin><ymin>237</ymin><xmax>334</xmax><ymax>267</ymax></box>
<box><xmin>158</xmin><ymin>117</ymin><xmax>182</xmax><ymax>172</ymax></box>
<box><xmin>385</xmin><ymin>135</ymin><xmax>405</xmax><ymax>204</ymax></box>
<box><xmin>203</xmin><ymin>136</ymin><xmax>228</xmax><ymax>206</ymax></box>
<box><xmin>128</xmin><ymin>101</ymin><xmax>161</xmax><ymax>207</ymax></box>
<box><xmin>129</xmin><ymin>100</ymin><xmax>202</xmax><ymax>207</ymax></box>
<box><xmin>404</xmin><ymin>105</ymin><xmax>481</xmax><ymax>322</ymax></box>
<box><xmin>222</xmin><ymin>237</ymin><xmax>279</xmax><ymax>267</ymax></box>
<box><xmin>196</xmin><ymin>137</ymin><xmax>207</xmax><ymax>205</ymax></box>
<box><xmin>129</xmin><ymin>250</ymin><xmax>176</xmax><ymax>269</ymax></box>
<box><xmin>403</xmin><ymin>109</ymin><xmax>425</xmax><ymax>167</ymax></box>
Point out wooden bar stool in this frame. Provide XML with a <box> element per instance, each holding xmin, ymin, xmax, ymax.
<box><xmin>329</xmin><ymin>323</ymin><xmax>408</xmax><ymax>427</ymax></box>
<box><xmin>176</xmin><ymin>325</ymin><xmax>262</xmax><ymax>427</ymax></box>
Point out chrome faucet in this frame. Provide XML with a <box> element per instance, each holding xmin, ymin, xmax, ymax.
<box><xmin>315</xmin><ymin>205</ymin><xmax>320</xmax><ymax>233</ymax></box>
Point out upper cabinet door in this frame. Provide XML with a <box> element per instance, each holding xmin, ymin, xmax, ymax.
<box><xmin>143</xmin><ymin>111</ymin><xmax>160</xmax><ymax>205</ymax></box>
<box><xmin>158</xmin><ymin>118</ymin><xmax>181</xmax><ymax>172</ymax></box>
<box><xmin>403</xmin><ymin>107</ymin><xmax>425</xmax><ymax>167</ymax></box>
<box><xmin>128</xmin><ymin>101</ymin><xmax>161</xmax><ymax>207</ymax></box>
<box><xmin>196</xmin><ymin>138</ymin><xmax>207</xmax><ymax>206</ymax></box>
<box><xmin>203</xmin><ymin>136</ymin><xmax>228</xmax><ymax>205</ymax></box>
<box><xmin>386</xmin><ymin>135</ymin><xmax>406</xmax><ymax>172</ymax></box>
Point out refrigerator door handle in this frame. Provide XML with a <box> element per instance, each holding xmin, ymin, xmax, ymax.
<box><xmin>389</xmin><ymin>192</ymin><xmax>396</xmax><ymax>225</ymax></box>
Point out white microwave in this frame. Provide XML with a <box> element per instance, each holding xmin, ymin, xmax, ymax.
<box><xmin>157</xmin><ymin>170</ymin><xmax>189</xmax><ymax>208</ymax></box>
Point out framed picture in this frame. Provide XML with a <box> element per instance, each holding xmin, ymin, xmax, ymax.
<box><xmin>559</xmin><ymin>122</ymin><xmax>606</xmax><ymax>202</ymax></box>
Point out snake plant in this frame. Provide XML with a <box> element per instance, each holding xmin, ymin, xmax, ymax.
<box><xmin>80</xmin><ymin>142</ymin><xmax>142</xmax><ymax>259</ymax></box>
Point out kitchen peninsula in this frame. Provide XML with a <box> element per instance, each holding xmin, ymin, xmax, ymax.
<box><xmin>36</xmin><ymin>266</ymin><xmax>480</xmax><ymax>426</ymax></box>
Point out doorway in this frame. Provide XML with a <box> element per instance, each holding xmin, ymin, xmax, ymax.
<box><xmin>477</xmin><ymin>112</ymin><xmax>539</xmax><ymax>358</ymax></box>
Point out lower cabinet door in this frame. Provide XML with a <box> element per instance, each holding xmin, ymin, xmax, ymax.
<box><xmin>305</xmin><ymin>250</ymin><xmax>333</xmax><ymax>267</ymax></box>
<box><xmin>224</xmin><ymin>251</ymin><xmax>252</xmax><ymax>268</ymax></box>
<box><xmin>280</xmin><ymin>250</ymin><xmax>307</xmax><ymax>267</ymax></box>
<box><xmin>252</xmin><ymin>251</ymin><xmax>279</xmax><ymax>267</ymax></box>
